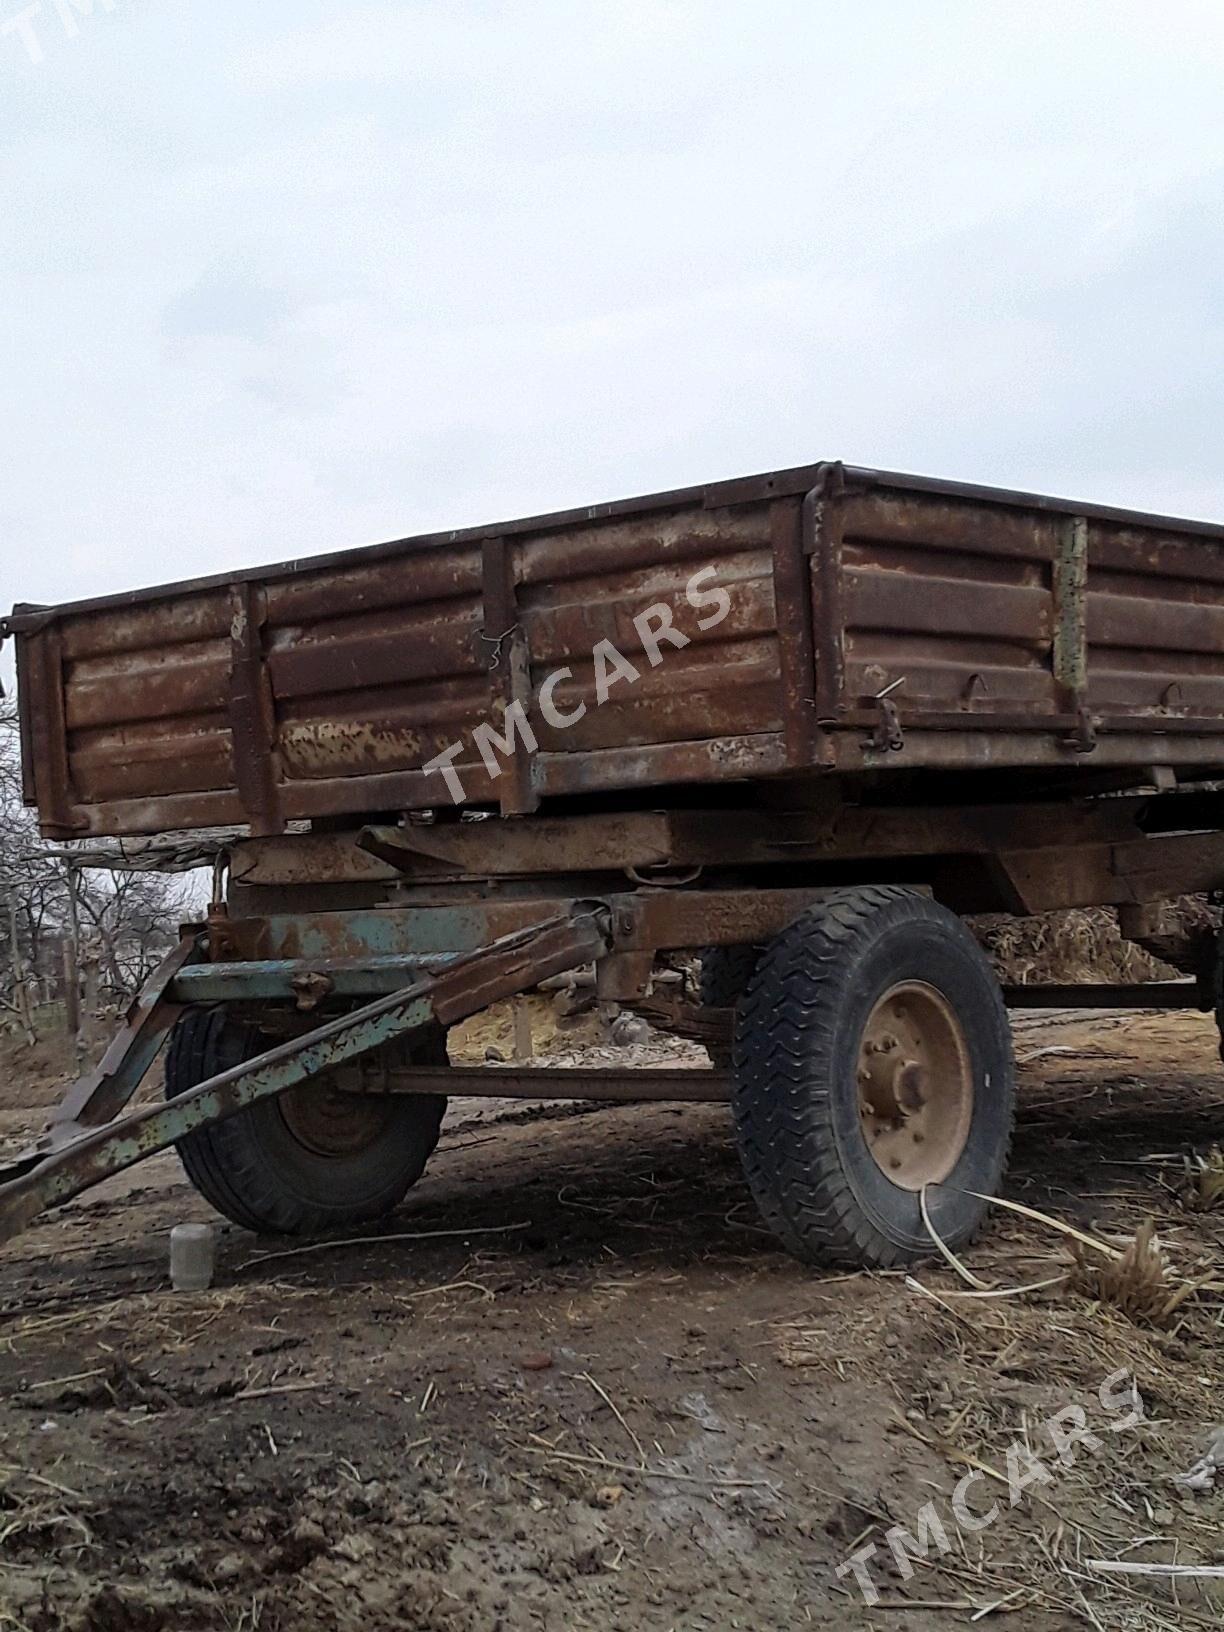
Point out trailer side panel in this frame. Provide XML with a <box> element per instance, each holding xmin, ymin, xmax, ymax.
<box><xmin>10</xmin><ymin>463</ymin><xmax>1224</xmax><ymax>837</ymax></box>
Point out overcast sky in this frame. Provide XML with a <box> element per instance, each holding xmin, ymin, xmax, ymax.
<box><xmin>4</xmin><ymin>0</ymin><xmax>1224</xmax><ymax>641</ymax></box>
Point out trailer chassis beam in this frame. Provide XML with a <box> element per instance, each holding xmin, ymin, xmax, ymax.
<box><xmin>1000</xmin><ymin>980</ymin><xmax>1209</xmax><ymax>1011</ymax></box>
<box><xmin>46</xmin><ymin>935</ymin><xmax>200</xmax><ymax>1143</ymax></box>
<box><xmin>343</xmin><ymin>1066</ymin><xmax>731</xmax><ymax>1101</ymax></box>
<box><xmin>0</xmin><ymin>908</ymin><xmax>610</xmax><ymax>1245</ymax></box>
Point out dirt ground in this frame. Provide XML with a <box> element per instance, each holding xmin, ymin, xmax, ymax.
<box><xmin>0</xmin><ymin>1001</ymin><xmax>1221</xmax><ymax>1631</ymax></box>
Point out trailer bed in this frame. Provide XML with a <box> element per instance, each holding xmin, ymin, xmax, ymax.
<box><xmin>9</xmin><ymin>460</ymin><xmax>1224</xmax><ymax>839</ymax></box>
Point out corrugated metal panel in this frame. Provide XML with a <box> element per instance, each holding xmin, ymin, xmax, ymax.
<box><xmin>841</xmin><ymin>496</ymin><xmax>1056</xmax><ymax>717</ymax></box>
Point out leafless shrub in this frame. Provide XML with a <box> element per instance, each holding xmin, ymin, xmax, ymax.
<box><xmin>1181</xmin><ymin>1147</ymin><xmax>1224</xmax><ymax>1213</ymax></box>
<box><xmin>0</xmin><ymin>699</ymin><xmax>190</xmax><ymax>1013</ymax></box>
<box><xmin>1068</xmin><ymin>1218</ymin><xmax>1174</xmax><ymax>1325</ymax></box>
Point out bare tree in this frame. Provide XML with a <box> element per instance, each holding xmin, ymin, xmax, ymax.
<box><xmin>0</xmin><ymin>698</ymin><xmax>60</xmax><ymax>1021</ymax></box>
<box><xmin>0</xmin><ymin>699</ymin><xmax>191</xmax><ymax>1022</ymax></box>
<box><xmin>74</xmin><ymin>867</ymin><xmax>191</xmax><ymax>995</ymax></box>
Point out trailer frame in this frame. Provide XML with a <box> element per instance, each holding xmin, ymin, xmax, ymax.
<box><xmin>6</xmin><ymin>459</ymin><xmax>1224</xmax><ymax>1262</ymax></box>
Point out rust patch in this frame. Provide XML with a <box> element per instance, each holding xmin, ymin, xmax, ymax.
<box><xmin>279</xmin><ymin>720</ymin><xmax>427</xmax><ymax>777</ymax></box>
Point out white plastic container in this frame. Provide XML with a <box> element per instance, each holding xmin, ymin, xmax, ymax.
<box><xmin>170</xmin><ymin>1222</ymin><xmax>217</xmax><ymax>1291</ymax></box>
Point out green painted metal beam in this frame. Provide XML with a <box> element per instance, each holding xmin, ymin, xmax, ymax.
<box><xmin>0</xmin><ymin>908</ymin><xmax>609</xmax><ymax>1246</ymax></box>
<box><xmin>170</xmin><ymin>953</ymin><xmax>452</xmax><ymax>1004</ymax></box>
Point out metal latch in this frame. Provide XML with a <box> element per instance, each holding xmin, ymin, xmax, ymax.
<box><xmin>868</xmin><ymin>678</ymin><xmax>905</xmax><ymax>753</ymax></box>
<box><xmin>1062</xmin><ymin>707</ymin><xmax>1099</xmax><ymax>754</ymax></box>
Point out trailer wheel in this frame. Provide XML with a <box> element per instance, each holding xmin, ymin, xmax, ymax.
<box><xmin>732</xmin><ymin>887</ymin><xmax>1014</xmax><ymax>1268</ymax></box>
<box><xmin>699</xmin><ymin>945</ymin><xmax>761</xmax><ymax>1065</ymax></box>
<box><xmin>699</xmin><ymin>945</ymin><xmax>762</xmax><ymax>1008</ymax></box>
<box><xmin>165</xmin><ymin>1009</ymin><xmax>448</xmax><ymax>1235</ymax></box>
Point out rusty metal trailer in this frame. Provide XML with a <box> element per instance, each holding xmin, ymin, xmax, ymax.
<box><xmin>3</xmin><ymin>460</ymin><xmax>1224</xmax><ymax>1268</ymax></box>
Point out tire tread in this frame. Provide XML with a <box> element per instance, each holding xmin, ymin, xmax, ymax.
<box><xmin>732</xmin><ymin>887</ymin><xmax>1015</xmax><ymax>1268</ymax></box>
<box><xmin>165</xmin><ymin>1010</ymin><xmax>447</xmax><ymax>1235</ymax></box>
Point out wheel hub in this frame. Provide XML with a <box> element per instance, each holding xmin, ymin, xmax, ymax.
<box><xmin>857</xmin><ymin>982</ymin><xmax>974</xmax><ymax>1190</ymax></box>
<box><xmin>278</xmin><ymin>1079</ymin><xmax>396</xmax><ymax>1158</ymax></box>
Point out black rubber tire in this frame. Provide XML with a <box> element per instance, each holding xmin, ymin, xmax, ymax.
<box><xmin>699</xmin><ymin>945</ymin><xmax>762</xmax><ymax>1066</ymax></box>
<box><xmin>165</xmin><ymin>1009</ymin><xmax>448</xmax><ymax>1235</ymax></box>
<box><xmin>732</xmin><ymin>887</ymin><xmax>1015</xmax><ymax>1268</ymax></box>
<box><xmin>699</xmin><ymin>945</ymin><xmax>763</xmax><ymax>1009</ymax></box>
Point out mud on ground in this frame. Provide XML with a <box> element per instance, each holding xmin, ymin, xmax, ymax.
<box><xmin>0</xmin><ymin>1005</ymin><xmax>1222</xmax><ymax>1631</ymax></box>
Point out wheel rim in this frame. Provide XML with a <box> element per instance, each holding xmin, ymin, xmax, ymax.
<box><xmin>277</xmin><ymin>1081</ymin><xmax>397</xmax><ymax>1158</ymax></box>
<box><xmin>856</xmin><ymin>981</ymin><xmax>974</xmax><ymax>1190</ymax></box>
